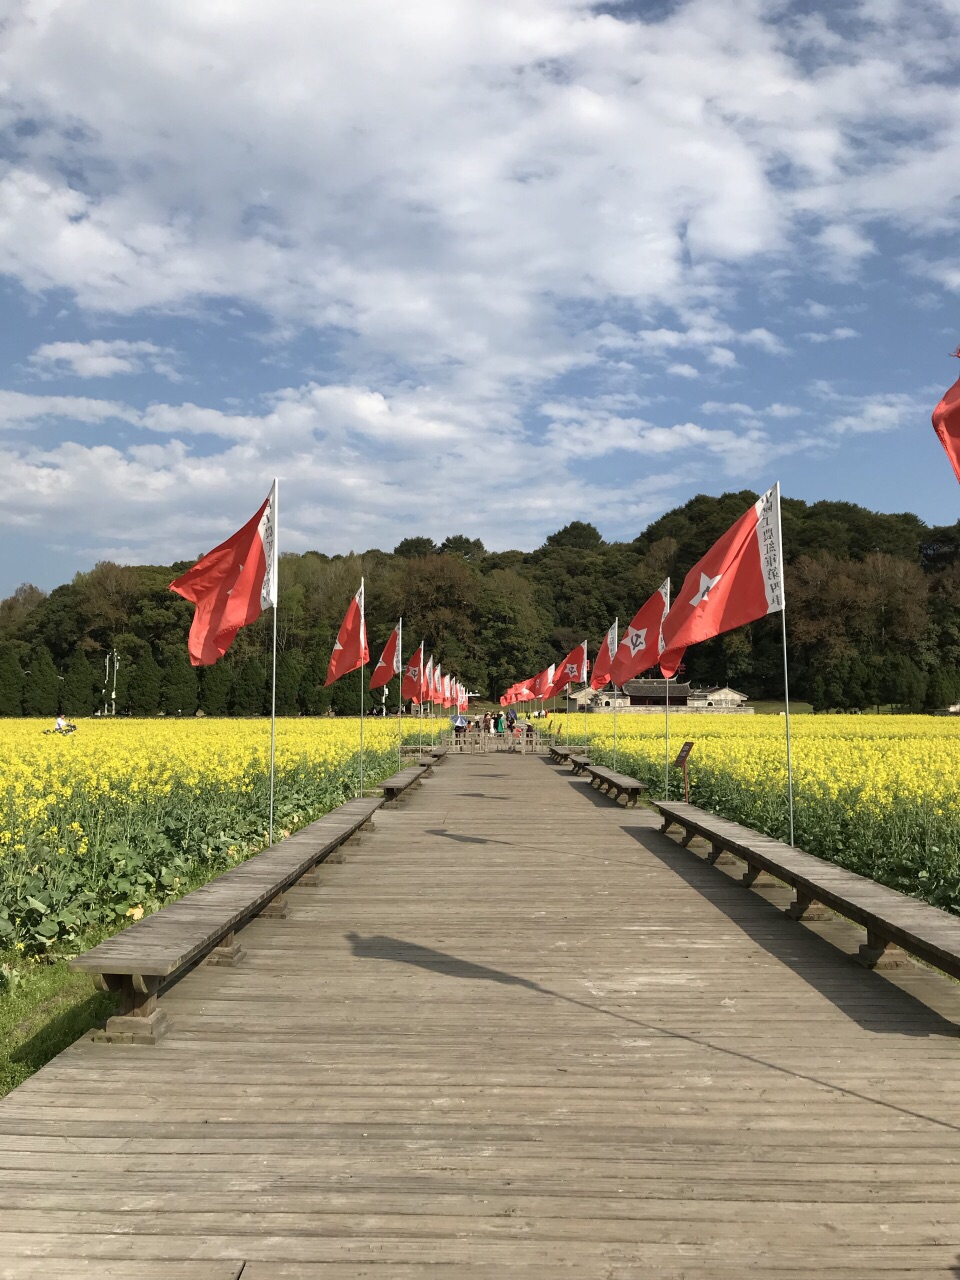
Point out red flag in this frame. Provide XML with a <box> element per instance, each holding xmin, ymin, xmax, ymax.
<box><xmin>533</xmin><ymin>664</ymin><xmax>556</xmax><ymax>699</ymax></box>
<box><xmin>325</xmin><ymin>581</ymin><xmax>369</xmax><ymax>685</ymax></box>
<box><xmin>550</xmin><ymin>641</ymin><xmax>588</xmax><ymax>697</ymax></box>
<box><xmin>401</xmin><ymin>643</ymin><xmax>424</xmax><ymax>701</ymax></box>
<box><xmin>515</xmin><ymin>678</ymin><xmax>537</xmax><ymax>702</ymax></box>
<box><xmin>932</xmin><ymin>366</ymin><xmax>960</xmax><ymax>483</ymax></box>
<box><xmin>590</xmin><ymin>619</ymin><xmax>618</xmax><ymax>690</ymax></box>
<box><xmin>370</xmin><ymin>621</ymin><xmax>401</xmax><ymax>691</ymax></box>
<box><xmin>169</xmin><ymin>481</ymin><xmax>277</xmax><ymax>667</ymax></box>
<box><xmin>659</xmin><ymin>485</ymin><xmax>783</xmax><ymax>680</ymax></box>
<box><xmin>610</xmin><ymin>580</ymin><xmax>670</xmax><ymax>686</ymax></box>
<box><xmin>442</xmin><ymin>674</ymin><xmax>452</xmax><ymax>708</ymax></box>
<box><xmin>421</xmin><ymin>654</ymin><xmax>434</xmax><ymax>703</ymax></box>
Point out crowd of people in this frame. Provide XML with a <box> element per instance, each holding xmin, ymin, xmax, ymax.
<box><xmin>450</xmin><ymin>708</ymin><xmax>550</xmax><ymax>744</ymax></box>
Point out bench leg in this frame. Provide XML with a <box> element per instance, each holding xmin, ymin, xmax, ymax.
<box><xmin>298</xmin><ymin>865</ymin><xmax>321</xmax><ymax>886</ymax></box>
<box><xmin>92</xmin><ymin>974</ymin><xmax>169</xmax><ymax>1045</ymax></box>
<box><xmin>262</xmin><ymin>891</ymin><xmax>287</xmax><ymax>919</ymax></box>
<box><xmin>206</xmin><ymin>928</ymin><xmax>245</xmax><ymax>966</ymax></box>
<box><xmin>660</xmin><ymin>817</ymin><xmax>677</xmax><ymax>834</ymax></box>
<box><xmin>679</xmin><ymin>829</ymin><xmax>696</xmax><ymax>848</ymax></box>
<box><xmin>785</xmin><ymin>893</ymin><xmax>831</xmax><ymax>922</ymax></box>
<box><xmin>741</xmin><ymin>864</ymin><xmax>778</xmax><ymax>888</ymax></box>
<box><xmin>706</xmin><ymin>841</ymin><xmax>737</xmax><ymax>867</ymax></box>
<box><xmin>857</xmin><ymin>930</ymin><xmax>909</xmax><ymax>970</ymax></box>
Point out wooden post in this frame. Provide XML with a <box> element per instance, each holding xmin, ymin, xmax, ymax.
<box><xmin>707</xmin><ymin>841</ymin><xmax>737</xmax><ymax>867</ymax></box>
<box><xmin>740</xmin><ymin>864</ymin><xmax>779</xmax><ymax>888</ymax></box>
<box><xmin>92</xmin><ymin>973</ymin><xmax>169</xmax><ymax>1045</ymax></box>
<box><xmin>857</xmin><ymin>929</ymin><xmax>908</xmax><ymax>970</ymax></box>
<box><xmin>785</xmin><ymin>892</ymin><xmax>831</xmax><ymax>922</ymax></box>
<box><xmin>207</xmin><ymin>928</ymin><xmax>245</xmax><ymax>966</ymax></box>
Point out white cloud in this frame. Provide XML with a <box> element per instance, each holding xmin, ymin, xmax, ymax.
<box><xmin>700</xmin><ymin>400</ymin><xmax>802</xmax><ymax>423</ymax></box>
<box><xmin>741</xmin><ymin>327</ymin><xmax>787</xmax><ymax>355</ymax></box>
<box><xmin>28</xmin><ymin>340</ymin><xmax>181</xmax><ymax>381</ymax></box>
<box><xmin>667</xmin><ymin>363</ymin><xmax>699</xmax><ymax>378</ymax></box>
<box><xmin>800</xmin><ymin>326</ymin><xmax>860</xmax><ymax>343</ymax></box>
<box><xmin>706</xmin><ymin>347</ymin><xmax>738</xmax><ymax>369</ymax></box>
<box><xmin>815</xmin><ymin>224</ymin><xmax>876</xmax><ymax>265</ymax></box>
<box><xmin>0</xmin><ymin>390</ymin><xmax>136</xmax><ymax>430</ymax></box>
<box><xmin>829</xmin><ymin>392</ymin><xmax>922</xmax><ymax>436</ymax></box>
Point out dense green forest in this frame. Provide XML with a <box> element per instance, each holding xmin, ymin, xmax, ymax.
<box><xmin>0</xmin><ymin>491</ymin><xmax>958</xmax><ymax>717</ymax></box>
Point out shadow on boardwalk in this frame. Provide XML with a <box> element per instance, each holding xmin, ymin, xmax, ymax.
<box><xmin>425</xmin><ymin>828</ymin><xmax>512</xmax><ymax>846</ymax></box>
<box><xmin>549</xmin><ymin>761</ymin><xmax>958</xmax><ymax>1040</ymax></box>
<box><xmin>346</xmin><ymin>931</ymin><xmax>960</xmax><ymax>1138</ymax></box>
<box><xmin>622</xmin><ymin>823</ymin><xmax>959</xmax><ymax>1041</ymax></box>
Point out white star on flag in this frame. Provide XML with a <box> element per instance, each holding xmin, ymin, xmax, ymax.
<box><xmin>627</xmin><ymin>627</ymin><xmax>647</xmax><ymax>655</ymax></box>
<box><xmin>690</xmin><ymin>571</ymin><xmax>723</xmax><ymax>607</ymax></box>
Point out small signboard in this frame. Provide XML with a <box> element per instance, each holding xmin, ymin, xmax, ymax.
<box><xmin>673</xmin><ymin>741</ymin><xmax>694</xmax><ymax>768</ymax></box>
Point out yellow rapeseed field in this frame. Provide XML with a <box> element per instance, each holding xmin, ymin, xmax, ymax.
<box><xmin>554</xmin><ymin>712</ymin><xmax>960</xmax><ymax>908</ymax></box>
<box><xmin>0</xmin><ymin>716</ymin><xmax>432</xmax><ymax>955</ymax></box>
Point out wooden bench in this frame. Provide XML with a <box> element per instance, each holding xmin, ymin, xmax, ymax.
<box><xmin>549</xmin><ymin>745</ymin><xmax>574</xmax><ymax>764</ymax></box>
<box><xmin>569</xmin><ymin>754</ymin><xmax>591</xmax><ymax>775</ymax></box>
<box><xmin>70</xmin><ymin>796</ymin><xmax>383</xmax><ymax>1045</ymax></box>
<box><xmin>586</xmin><ymin>765</ymin><xmax>648</xmax><ymax>807</ymax></box>
<box><xmin>655</xmin><ymin>800</ymin><xmax>960</xmax><ymax>982</ymax></box>
<box><xmin>400</xmin><ymin>744</ymin><xmax>448</xmax><ymax>760</ymax></box>
<box><xmin>378</xmin><ymin>764</ymin><xmax>430</xmax><ymax>803</ymax></box>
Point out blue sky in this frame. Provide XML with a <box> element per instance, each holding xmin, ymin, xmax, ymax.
<box><xmin>0</xmin><ymin>0</ymin><xmax>958</xmax><ymax>596</ymax></box>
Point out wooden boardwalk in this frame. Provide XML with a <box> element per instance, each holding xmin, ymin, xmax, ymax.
<box><xmin>3</xmin><ymin>752</ymin><xmax>960</xmax><ymax>1279</ymax></box>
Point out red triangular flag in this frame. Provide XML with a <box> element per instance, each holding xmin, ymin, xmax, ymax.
<box><xmin>325</xmin><ymin>581</ymin><xmax>369</xmax><ymax>686</ymax></box>
<box><xmin>549</xmin><ymin>641</ymin><xmax>588</xmax><ymax>697</ymax></box>
<box><xmin>610</xmin><ymin>580</ymin><xmax>670</xmax><ymax>686</ymax></box>
<box><xmin>590</xmin><ymin>619</ymin><xmax>618</xmax><ymax>690</ymax></box>
<box><xmin>933</xmin><ymin>368</ymin><xmax>960</xmax><ymax>483</ymax></box>
<box><xmin>170</xmin><ymin>481</ymin><xmax>277</xmax><ymax>667</ymax></box>
<box><xmin>659</xmin><ymin>486</ymin><xmax>783</xmax><ymax>680</ymax></box>
<box><xmin>370</xmin><ymin>622</ymin><xmax>402</xmax><ymax>691</ymax></box>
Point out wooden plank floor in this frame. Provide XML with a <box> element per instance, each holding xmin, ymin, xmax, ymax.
<box><xmin>3</xmin><ymin>752</ymin><xmax>960</xmax><ymax>1279</ymax></box>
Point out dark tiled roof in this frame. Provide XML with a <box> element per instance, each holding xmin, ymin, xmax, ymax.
<box><xmin>621</xmin><ymin>679</ymin><xmax>693</xmax><ymax>696</ymax></box>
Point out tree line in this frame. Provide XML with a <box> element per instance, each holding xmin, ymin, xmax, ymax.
<box><xmin>0</xmin><ymin>492</ymin><xmax>958</xmax><ymax>717</ymax></box>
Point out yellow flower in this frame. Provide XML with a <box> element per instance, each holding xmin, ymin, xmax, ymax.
<box><xmin>126</xmin><ymin>904</ymin><xmax>145</xmax><ymax>921</ymax></box>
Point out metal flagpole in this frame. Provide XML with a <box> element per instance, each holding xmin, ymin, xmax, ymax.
<box><xmin>774</xmin><ymin>483</ymin><xmax>795</xmax><ymax>845</ymax></box>
<box><xmin>268</xmin><ymin>478</ymin><xmax>279</xmax><ymax>846</ymax></box>
<box><xmin>663</xmin><ymin>577</ymin><xmax>671</xmax><ymax>801</ymax></box>
<box><xmin>358</xmin><ymin>577</ymin><xmax>365</xmax><ymax>799</ymax></box>
<box><xmin>611</xmin><ymin>619</ymin><xmax>618</xmax><ymax>771</ymax></box>
<box><xmin>418</xmin><ymin>643</ymin><xmax>424</xmax><ymax>755</ymax></box>
<box><xmin>270</xmin><ymin>601</ymin><xmax>278</xmax><ymax>842</ymax></box>
<box><xmin>396</xmin><ymin>617</ymin><xmax>403</xmax><ymax>772</ymax></box>
<box><xmin>583</xmin><ymin>641</ymin><xmax>589</xmax><ymax>748</ymax></box>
